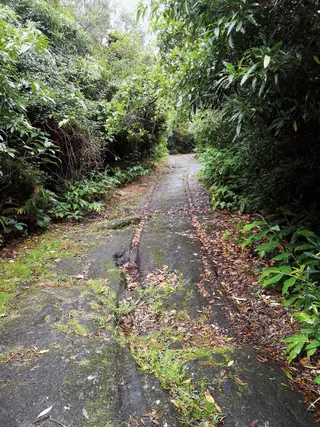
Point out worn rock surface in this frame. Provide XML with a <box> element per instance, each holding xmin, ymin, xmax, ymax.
<box><xmin>0</xmin><ymin>155</ymin><xmax>317</xmax><ymax>426</ymax></box>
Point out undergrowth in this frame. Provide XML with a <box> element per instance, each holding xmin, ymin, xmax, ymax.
<box><xmin>237</xmin><ymin>219</ymin><xmax>320</xmax><ymax>379</ymax></box>
<box><xmin>51</xmin><ymin>164</ymin><xmax>150</xmax><ymax>221</ymax></box>
<box><xmin>0</xmin><ymin>164</ymin><xmax>150</xmax><ymax>245</ymax></box>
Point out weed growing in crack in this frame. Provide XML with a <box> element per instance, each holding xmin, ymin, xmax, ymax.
<box><xmin>129</xmin><ymin>331</ymin><xmax>224</xmax><ymax>426</ymax></box>
<box><xmin>114</xmin><ymin>299</ymin><xmax>135</xmax><ymax>318</ymax></box>
<box><xmin>140</xmin><ymin>267</ymin><xmax>184</xmax><ymax>315</ymax></box>
<box><xmin>87</xmin><ymin>279</ymin><xmax>117</xmax><ymax>309</ymax></box>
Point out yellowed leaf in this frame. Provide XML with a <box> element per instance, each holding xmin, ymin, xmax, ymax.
<box><xmin>204</xmin><ymin>391</ymin><xmax>215</xmax><ymax>404</ymax></box>
<box><xmin>204</xmin><ymin>391</ymin><xmax>222</xmax><ymax>412</ymax></box>
<box><xmin>214</xmin><ymin>401</ymin><xmax>222</xmax><ymax>413</ymax></box>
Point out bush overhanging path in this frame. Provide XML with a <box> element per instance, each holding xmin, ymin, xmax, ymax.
<box><xmin>0</xmin><ymin>155</ymin><xmax>317</xmax><ymax>426</ymax></box>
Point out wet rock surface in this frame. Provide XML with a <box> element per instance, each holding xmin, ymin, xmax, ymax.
<box><xmin>0</xmin><ymin>155</ymin><xmax>317</xmax><ymax>426</ymax></box>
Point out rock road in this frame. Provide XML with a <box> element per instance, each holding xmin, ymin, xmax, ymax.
<box><xmin>0</xmin><ymin>154</ymin><xmax>317</xmax><ymax>427</ymax></box>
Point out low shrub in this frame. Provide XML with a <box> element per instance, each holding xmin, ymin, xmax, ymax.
<box><xmin>238</xmin><ymin>218</ymin><xmax>320</xmax><ymax>373</ymax></box>
<box><xmin>51</xmin><ymin>164</ymin><xmax>150</xmax><ymax>220</ymax></box>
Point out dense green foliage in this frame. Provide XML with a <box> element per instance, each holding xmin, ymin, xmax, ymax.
<box><xmin>143</xmin><ymin>0</ymin><xmax>320</xmax><ymax>365</ymax></box>
<box><xmin>0</xmin><ymin>0</ymin><xmax>166</xmax><ymax>244</ymax></box>
<box><xmin>145</xmin><ymin>0</ymin><xmax>320</xmax><ymax>219</ymax></box>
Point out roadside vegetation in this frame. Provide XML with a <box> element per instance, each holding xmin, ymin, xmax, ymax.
<box><xmin>0</xmin><ymin>0</ymin><xmax>167</xmax><ymax>245</ymax></box>
<box><xmin>142</xmin><ymin>0</ymin><xmax>320</xmax><ymax>374</ymax></box>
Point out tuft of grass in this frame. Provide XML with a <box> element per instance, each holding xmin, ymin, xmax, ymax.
<box><xmin>129</xmin><ymin>330</ymin><xmax>224</xmax><ymax>425</ymax></box>
<box><xmin>87</xmin><ymin>279</ymin><xmax>117</xmax><ymax>309</ymax></box>
<box><xmin>138</xmin><ymin>270</ymin><xmax>184</xmax><ymax>315</ymax></box>
<box><xmin>57</xmin><ymin>313</ymin><xmax>88</xmax><ymax>336</ymax></box>
<box><xmin>0</xmin><ymin>233</ymin><xmax>86</xmax><ymax>313</ymax></box>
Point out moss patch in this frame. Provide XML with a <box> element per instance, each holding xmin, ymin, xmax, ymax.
<box><xmin>87</xmin><ymin>279</ymin><xmax>117</xmax><ymax>309</ymax></box>
<box><xmin>56</xmin><ymin>310</ymin><xmax>89</xmax><ymax>336</ymax></box>
<box><xmin>129</xmin><ymin>330</ymin><xmax>225</xmax><ymax>425</ymax></box>
<box><xmin>0</xmin><ymin>229</ymin><xmax>89</xmax><ymax>313</ymax></box>
<box><xmin>79</xmin><ymin>343</ymin><xmax>120</xmax><ymax>426</ymax></box>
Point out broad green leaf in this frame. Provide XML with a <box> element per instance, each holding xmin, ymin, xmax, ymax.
<box><xmin>262</xmin><ymin>273</ymin><xmax>284</xmax><ymax>287</ymax></box>
<box><xmin>247</xmin><ymin>14</ymin><xmax>257</xmax><ymax>26</ymax></box>
<box><xmin>279</xmin><ymin>265</ymin><xmax>292</xmax><ymax>274</ymax></box>
<box><xmin>254</xmin><ymin>229</ymin><xmax>271</xmax><ymax>240</ymax></box>
<box><xmin>257</xmin><ymin>240</ymin><xmax>279</xmax><ymax>252</ymax></box>
<box><xmin>300</xmin><ymin>328</ymin><xmax>313</xmax><ymax>335</ymax></box>
<box><xmin>282</xmin><ymin>277</ymin><xmax>297</xmax><ymax>293</ymax></box>
<box><xmin>272</xmin><ymin>252</ymin><xmax>291</xmax><ymax>261</ymax></box>
<box><xmin>305</xmin><ymin>340</ymin><xmax>320</xmax><ymax>350</ymax></box>
<box><xmin>259</xmin><ymin>267</ymin><xmax>280</xmax><ymax>279</ymax></box>
<box><xmin>294</xmin><ymin>312</ymin><xmax>314</xmax><ymax>324</ymax></box>
<box><xmin>288</xmin><ymin>342</ymin><xmax>305</xmax><ymax>363</ymax></box>
<box><xmin>313</xmin><ymin>56</ymin><xmax>320</xmax><ymax>65</ymax></box>
<box><xmin>281</xmin><ymin>334</ymin><xmax>309</xmax><ymax>343</ymax></box>
<box><xmin>228</xmin><ymin>35</ymin><xmax>234</xmax><ymax>48</ymax></box>
<box><xmin>242</xmin><ymin>220</ymin><xmax>265</xmax><ymax>232</ymax></box>
<box><xmin>307</xmin><ymin>348</ymin><xmax>317</xmax><ymax>358</ymax></box>
<box><xmin>313</xmin><ymin>376</ymin><xmax>320</xmax><ymax>384</ymax></box>
<box><xmin>285</xmin><ymin>341</ymin><xmax>299</xmax><ymax>353</ymax></box>
<box><xmin>296</xmin><ymin>229</ymin><xmax>315</xmax><ymax>238</ymax></box>
<box><xmin>241</xmin><ymin>238</ymin><xmax>253</xmax><ymax>249</ymax></box>
<box><xmin>294</xmin><ymin>244</ymin><xmax>316</xmax><ymax>251</ymax></box>
<box><xmin>240</xmin><ymin>63</ymin><xmax>258</xmax><ymax>86</ymax></box>
<box><xmin>284</xmin><ymin>370</ymin><xmax>293</xmax><ymax>380</ymax></box>
<box><xmin>224</xmin><ymin>62</ymin><xmax>235</xmax><ymax>73</ymax></box>
<box><xmin>303</xmin><ymin>252</ymin><xmax>320</xmax><ymax>260</ymax></box>
<box><xmin>270</xmin><ymin>224</ymin><xmax>280</xmax><ymax>231</ymax></box>
<box><xmin>236</xmin><ymin>21</ymin><xmax>243</xmax><ymax>32</ymax></box>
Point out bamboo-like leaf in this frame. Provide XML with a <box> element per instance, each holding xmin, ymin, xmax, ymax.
<box><xmin>259</xmin><ymin>267</ymin><xmax>280</xmax><ymax>279</ymax></box>
<box><xmin>257</xmin><ymin>240</ymin><xmax>279</xmax><ymax>252</ymax></box>
<box><xmin>272</xmin><ymin>252</ymin><xmax>291</xmax><ymax>261</ymax></box>
<box><xmin>294</xmin><ymin>312</ymin><xmax>315</xmax><ymax>325</ymax></box>
<box><xmin>242</xmin><ymin>220</ymin><xmax>265</xmax><ymax>232</ymax></box>
<box><xmin>288</xmin><ymin>342</ymin><xmax>304</xmax><ymax>363</ymax></box>
<box><xmin>240</xmin><ymin>63</ymin><xmax>258</xmax><ymax>86</ymax></box>
<box><xmin>305</xmin><ymin>341</ymin><xmax>320</xmax><ymax>350</ymax></box>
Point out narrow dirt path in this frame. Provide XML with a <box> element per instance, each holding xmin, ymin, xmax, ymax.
<box><xmin>0</xmin><ymin>155</ymin><xmax>317</xmax><ymax>426</ymax></box>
